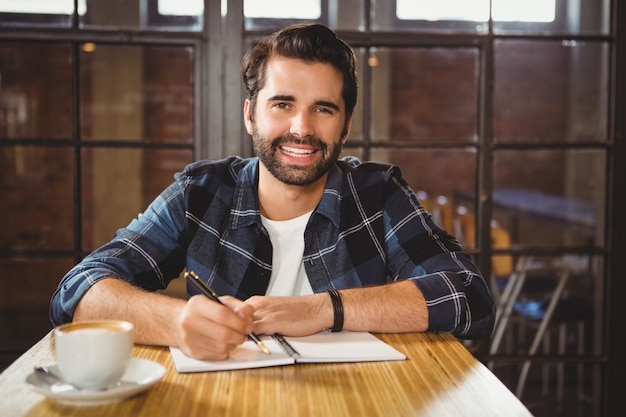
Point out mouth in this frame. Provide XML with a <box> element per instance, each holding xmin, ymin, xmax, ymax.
<box><xmin>279</xmin><ymin>145</ymin><xmax>318</xmax><ymax>158</ymax></box>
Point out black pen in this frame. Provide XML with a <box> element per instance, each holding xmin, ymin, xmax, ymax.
<box><xmin>184</xmin><ymin>271</ymin><xmax>271</xmax><ymax>355</ymax></box>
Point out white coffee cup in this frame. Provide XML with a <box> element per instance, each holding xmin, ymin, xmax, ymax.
<box><xmin>54</xmin><ymin>320</ymin><xmax>134</xmax><ymax>389</ymax></box>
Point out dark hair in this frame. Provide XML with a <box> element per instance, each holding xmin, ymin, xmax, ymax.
<box><xmin>242</xmin><ymin>24</ymin><xmax>358</xmax><ymax>121</ymax></box>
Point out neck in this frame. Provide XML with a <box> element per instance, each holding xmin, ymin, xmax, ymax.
<box><xmin>257</xmin><ymin>164</ymin><xmax>327</xmax><ymax>221</ymax></box>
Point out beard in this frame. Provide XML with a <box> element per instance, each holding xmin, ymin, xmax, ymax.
<box><xmin>252</xmin><ymin>125</ymin><xmax>344</xmax><ymax>186</ymax></box>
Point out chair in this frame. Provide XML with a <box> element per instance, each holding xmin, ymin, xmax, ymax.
<box><xmin>489</xmin><ymin>251</ymin><xmax>592</xmax><ymax>405</ymax></box>
<box><xmin>452</xmin><ymin>201</ymin><xmax>592</xmax><ymax>407</ymax></box>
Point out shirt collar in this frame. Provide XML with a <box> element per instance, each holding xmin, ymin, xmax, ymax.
<box><xmin>315</xmin><ymin>163</ymin><xmax>343</xmax><ymax>229</ymax></box>
<box><xmin>229</xmin><ymin>157</ymin><xmax>344</xmax><ymax>230</ymax></box>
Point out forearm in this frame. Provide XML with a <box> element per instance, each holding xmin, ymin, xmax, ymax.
<box><xmin>249</xmin><ymin>280</ymin><xmax>428</xmax><ymax>336</ymax></box>
<box><xmin>339</xmin><ymin>280</ymin><xmax>428</xmax><ymax>333</ymax></box>
<box><xmin>74</xmin><ymin>278</ymin><xmax>186</xmax><ymax>347</ymax></box>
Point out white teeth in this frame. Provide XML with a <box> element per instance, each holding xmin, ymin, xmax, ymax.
<box><xmin>281</xmin><ymin>145</ymin><xmax>316</xmax><ymax>157</ymax></box>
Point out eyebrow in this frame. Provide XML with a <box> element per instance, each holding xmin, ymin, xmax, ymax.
<box><xmin>267</xmin><ymin>95</ymin><xmax>341</xmax><ymax>112</ymax></box>
<box><xmin>315</xmin><ymin>100</ymin><xmax>341</xmax><ymax>112</ymax></box>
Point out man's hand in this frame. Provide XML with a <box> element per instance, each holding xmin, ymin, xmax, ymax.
<box><xmin>176</xmin><ymin>295</ymin><xmax>255</xmax><ymax>361</ymax></box>
<box><xmin>245</xmin><ymin>293</ymin><xmax>332</xmax><ymax>336</ymax></box>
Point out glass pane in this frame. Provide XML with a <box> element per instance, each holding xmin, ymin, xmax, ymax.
<box><xmin>243</xmin><ymin>0</ymin><xmax>365</xmax><ymax>31</ymax></box>
<box><xmin>0</xmin><ymin>146</ymin><xmax>74</xmax><ymax>250</ymax></box>
<box><xmin>370</xmin><ymin>48</ymin><xmax>478</xmax><ymax>143</ymax></box>
<box><xmin>330</xmin><ymin>0</ymin><xmax>365</xmax><ymax>31</ymax></box>
<box><xmin>244</xmin><ymin>0</ymin><xmax>328</xmax><ymax>31</ymax></box>
<box><xmin>0</xmin><ymin>0</ymin><xmax>73</xmax><ymax>14</ymax></box>
<box><xmin>79</xmin><ymin>0</ymin><xmax>202</xmax><ymax>31</ymax></box>
<box><xmin>0</xmin><ymin>0</ymin><xmax>73</xmax><ymax>28</ymax></box>
<box><xmin>373</xmin><ymin>0</ymin><xmax>489</xmax><ymax>33</ymax></box>
<box><xmin>158</xmin><ymin>0</ymin><xmax>202</xmax><ymax>16</ymax></box>
<box><xmin>0</xmin><ymin>258</ymin><xmax>73</xmax><ymax>355</ymax></box>
<box><xmin>492</xmin><ymin>0</ymin><xmax>556</xmax><ymax>22</ymax></box>
<box><xmin>245</xmin><ymin>0</ymin><xmax>320</xmax><ymax>19</ymax></box>
<box><xmin>396</xmin><ymin>0</ymin><xmax>490</xmax><ymax>21</ymax></box>
<box><xmin>394</xmin><ymin>0</ymin><xmax>559</xmax><ymax>23</ymax></box>
<box><xmin>375</xmin><ymin>0</ymin><xmax>608</xmax><ymax>35</ymax></box>
<box><xmin>80</xmin><ymin>45</ymin><xmax>194</xmax><ymax>143</ymax></box>
<box><xmin>0</xmin><ymin>42</ymin><xmax>72</xmax><ymax>139</ymax></box>
<box><xmin>375</xmin><ymin>0</ymin><xmax>609</xmax><ymax>35</ymax></box>
<box><xmin>494</xmin><ymin>40</ymin><xmax>609</xmax><ymax>144</ymax></box>
<box><xmin>370</xmin><ymin>147</ymin><xmax>476</xmax><ymax>241</ymax></box>
<box><xmin>81</xmin><ymin>148</ymin><xmax>193</xmax><ymax>250</ymax></box>
<box><xmin>490</xmin><ymin>150</ymin><xmax>604</xmax><ymax>248</ymax></box>
<box><xmin>493</xmin><ymin>0</ymin><xmax>610</xmax><ymax>35</ymax></box>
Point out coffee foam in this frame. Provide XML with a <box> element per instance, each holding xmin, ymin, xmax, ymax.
<box><xmin>58</xmin><ymin>320</ymin><xmax>131</xmax><ymax>334</ymax></box>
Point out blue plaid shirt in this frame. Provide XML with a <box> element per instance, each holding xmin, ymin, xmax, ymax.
<box><xmin>51</xmin><ymin>156</ymin><xmax>495</xmax><ymax>339</ymax></box>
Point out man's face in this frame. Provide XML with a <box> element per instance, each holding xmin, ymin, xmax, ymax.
<box><xmin>244</xmin><ymin>56</ymin><xmax>351</xmax><ymax>186</ymax></box>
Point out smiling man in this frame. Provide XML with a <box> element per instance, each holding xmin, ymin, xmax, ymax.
<box><xmin>50</xmin><ymin>24</ymin><xmax>496</xmax><ymax>361</ymax></box>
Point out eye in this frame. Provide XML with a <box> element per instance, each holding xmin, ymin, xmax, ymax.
<box><xmin>316</xmin><ymin>106</ymin><xmax>335</xmax><ymax>115</ymax></box>
<box><xmin>273</xmin><ymin>102</ymin><xmax>290</xmax><ymax>110</ymax></box>
<box><xmin>313</xmin><ymin>101</ymin><xmax>340</xmax><ymax>115</ymax></box>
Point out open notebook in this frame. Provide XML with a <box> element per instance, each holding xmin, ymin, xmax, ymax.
<box><xmin>170</xmin><ymin>331</ymin><xmax>406</xmax><ymax>373</ymax></box>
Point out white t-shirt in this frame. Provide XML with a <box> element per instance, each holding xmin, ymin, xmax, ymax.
<box><xmin>261</xmin><ymin>211</ymin><xmax>314</xmax><ymax>296</ymax></box>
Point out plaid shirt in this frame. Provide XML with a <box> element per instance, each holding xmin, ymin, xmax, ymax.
<box><xmin>51</xmin><ymin>156</ymin><xmax>495</xmax><ymax>339</ymax></box>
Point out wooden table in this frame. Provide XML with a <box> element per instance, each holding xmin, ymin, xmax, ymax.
<box><xmin>0</xmin><ymin>332</ymin><xmax>532</xmax><ymax>417</ymax></box>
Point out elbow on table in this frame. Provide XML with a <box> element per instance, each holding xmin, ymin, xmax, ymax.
<box><xmin>426</xmin><ymin>293</ymin><xmax>496</xmax><ymax>340</ymax></box>
<box><xmin>453</xmin><ymin>297</ymin><xmax>496</xmax><ymax>340</ymax></box>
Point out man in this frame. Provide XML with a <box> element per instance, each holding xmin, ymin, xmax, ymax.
<box><xmin>50</xmin><ymin>24</ymin><xmax>495</xmax><ymax>361</ymax></box>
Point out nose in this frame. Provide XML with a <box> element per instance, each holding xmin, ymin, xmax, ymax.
<box><xmin>289</xmin><ymin>111</ymin><xmax>314</xmax><ymax>138</ymax></box>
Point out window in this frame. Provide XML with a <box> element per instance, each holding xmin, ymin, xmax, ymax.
<box><xmin>240</xmin><ymin>2</ymin><xmax>612</xmax><ymax>415</ymax></box>
<box><xmin>0</xmin><ymin>4</ymin><xmax>195</xmax><ymax>365</ymax></box>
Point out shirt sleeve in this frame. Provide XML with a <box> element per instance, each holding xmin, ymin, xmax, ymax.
<box><xmin>382</xmin><ymin>167</ymin><xmax>496</xmax><ymax>339</ymax></box>
<box><xmin>49</xmin><ymin>178</ymin><xmax>188</xmax><ymax>326</ymax></box>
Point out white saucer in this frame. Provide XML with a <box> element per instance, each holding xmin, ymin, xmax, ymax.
<box><xmin>26</xmin><ymin>358</ymin><xmax>166</xmax><ymax>406</ymax></box>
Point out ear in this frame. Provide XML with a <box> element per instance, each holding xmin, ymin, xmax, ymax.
<box><xmin>341</xmin><ymin>116</ymin><xmax>353</xmax><ymax>144</ymax></box>
<box><xmin>243</xmin><ymin>99</ymin><xmax>254</xmax><ymax>136</ymax></box>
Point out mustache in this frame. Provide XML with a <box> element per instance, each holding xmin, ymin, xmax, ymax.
<box><xmin>272</xmin><ymin>134</ymin><xmax>327</xmax><ymax>150</ymax></box>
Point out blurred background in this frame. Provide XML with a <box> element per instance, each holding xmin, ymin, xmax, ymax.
<box><xmin>1</xmin><ymin>1</ymin><xmax>624</xmax><ymax>416</ymax></box>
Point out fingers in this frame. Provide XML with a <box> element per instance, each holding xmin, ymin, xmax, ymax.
<box><xmin>220</xmin><ymin>296</ymin><xmax>255</xmax><ymax>333</ymax></box>
<box><xmin>245</xmin><ymin>294</ymin><xmax>328</xmax><ymax>336</ymax></box>
<box><xmin>176</xmin><ymin>295</ymin><xmax>254</xmax><ymax>360</ymax></box>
